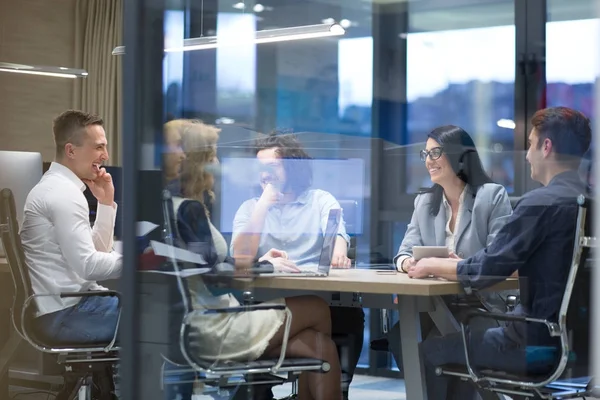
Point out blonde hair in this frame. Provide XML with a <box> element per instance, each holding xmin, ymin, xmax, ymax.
<box><xmin>175</xmin><ymin>119</ymin><xmax>220</xmax><ymax>206</ymax></box>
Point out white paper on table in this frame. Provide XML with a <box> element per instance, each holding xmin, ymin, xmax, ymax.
<box><xmin>137</xmin><ymin>221</ymin><xmax>159</xmax><ymax>236</ymax></box>
<box><xmin>144</xmin><ymin>268</ymin><xmax>210</xmax><ymax>277</ymax></box>
<box><xmin>150</xmin><ymin>240</ymin><xmax>208</xmax><ymax>265</ymax></box>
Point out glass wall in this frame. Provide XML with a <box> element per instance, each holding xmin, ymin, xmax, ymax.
<box><xmin>405</xmin><ymin>0</ymin><xmax>516</xmax><ymax>193</ymax></box>
<box><xmin>546</xmin><ymin>0</ymin><xmax>598</xmax><ymax>123</ymax></box>
<box><xmin>0</xmin><ymin>0</ymin><xmax>597</xmax><ymax>398</ymax></box>
<box><xmin>115</xmin><ymin>0</ymin><xmax>598</xmax><ymax>398</ymax></box>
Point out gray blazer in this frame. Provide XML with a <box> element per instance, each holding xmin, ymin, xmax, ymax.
<box><xmin>394</xmin><ymin>183</ymin><xmax>514</xmax><ymax>312</ymax></box>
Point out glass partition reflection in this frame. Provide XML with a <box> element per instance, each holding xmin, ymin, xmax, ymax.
<box><xmin>119</xmin><ymin>0</ymin><xmax>598</xmax><ymax>399</ymax></box>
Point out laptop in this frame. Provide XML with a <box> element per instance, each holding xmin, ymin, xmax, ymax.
<box><xmin>263</xmin><ymin>208</ymin><xmax>341</xmax><ymax>277</ymax></box>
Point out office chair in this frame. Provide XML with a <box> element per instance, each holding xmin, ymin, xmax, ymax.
<box><xmin>0</xmin><ymin>188</ymin><xmax>120</xmax><ymax>400</ymax></box>
<box><xmin>158</xmin><ymin>189</ymin><xmax>330</xmax><ymax>399</ymax></box>
<box><xmin>437</xmin><ymin>195</ymin><xmax>596</xmax><ymax>399</ymax></box>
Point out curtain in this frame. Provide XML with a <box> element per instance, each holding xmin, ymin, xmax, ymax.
<box><xmin>73</xmin><ymin>0</ymin><xmax>123</xmax><ymax>166</ymax></box>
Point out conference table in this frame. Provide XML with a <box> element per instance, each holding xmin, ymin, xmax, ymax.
<box><xmin>1</xmin><ymin>257</ymin><xmax>517</xmax><ymax>400</ymax></box>
<box><xmin>239</xmin><ymin>268</ymin><xmax>518</xmax><ymax>400</ymax></box>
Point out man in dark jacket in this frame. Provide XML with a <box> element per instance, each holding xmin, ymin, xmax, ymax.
<box><xmin>407</xmin><ymin>106</ymin><xmax>592</xmax><ymax>399</ymax></box>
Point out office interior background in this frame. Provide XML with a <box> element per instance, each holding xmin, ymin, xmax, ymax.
<box><xmin>0</xmin><ymin>0</ymin><xmax>599</xmax><ymax>398</ymax></box>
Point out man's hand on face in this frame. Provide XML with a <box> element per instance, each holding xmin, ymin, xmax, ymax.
<box><xmin>257</xmin><ymin>183</ymin><xmax>281</xmax><ymax>208</ymax></box>
<box><xmin>83</xmin><ymin>168</ymin><xmax>115</xmax><ymax>206</ymax></box>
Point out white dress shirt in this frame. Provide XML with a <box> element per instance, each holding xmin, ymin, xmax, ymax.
<box><xmin>20</xmin><ymin>162</ymin><xmax>122</xmax><ymax>316</ymax></box>
<box><xmin>397</xmin><ymin>188</ymin><xmax>465</xmax><ymax>272</ymax></box>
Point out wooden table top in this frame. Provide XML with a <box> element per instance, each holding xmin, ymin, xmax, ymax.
<box><xmin>1</xmin><ymin>257</ymin><xmax>517</xmax><ymax>297</ymax></box>
<box><xmin>243</xmin><ymin>268</ymin><xmax>518</xmax><ymax>296</ymax></box>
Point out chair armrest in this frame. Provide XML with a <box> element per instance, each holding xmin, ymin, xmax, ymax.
<box><xmin>23</xmin><ymin>290</ymin><xmax>122</xmax><ymax>352</ymax></box>
<box><xmin>59</xmin><ymin>290</ymin><xmax>121</xmax><ymax>300</ymax></box>
<box><xmin>202</xmin><ymin>304</ymin><xmax>286</xmax><ymax>315</ymax></box>
<box><xmin>459</xmin><ymin>309</ymin><xmax>564</xmax><ymax>386</ymax></box>
<box><xmin>451</xmin><ymin>297</ymin><xmax>486</xmax><ymax>311</ymax></box>
<box><xmin>182</xmin><ymin>304</ymin><xmax>293</xmax><ymax>374</ymax></box>
<box><xmin>59</xmin><ymin>291</ymin><xmax>121</xmax><ymax>351</ymax></box>
<box><xmin>463</xmin><ymin>310</ymin><xmax>560</xmax><ymax>336</ymax></box>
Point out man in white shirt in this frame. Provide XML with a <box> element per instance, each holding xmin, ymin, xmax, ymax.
<box><xmin>20</xmin><ymin>110</ymin><xmax>122</xmax><ymax>344</ymax></box>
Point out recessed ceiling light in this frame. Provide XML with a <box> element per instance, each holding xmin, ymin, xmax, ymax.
<box><xmin>216</xmin><ymin>117</ymin><xmax>235</xmax><ymax>124</ymax></box>
<box><xmin>340</xmin><ymin>19</ymin><xmax>351</xmax><ymax>28</ymax></box>
<box><xmin>253</xmin><ymin>3</ymin><xmax>264</xmax><ymax>12</ymax></box>
<box><xmin>497</xmin><ymin>119</ymin><xmax>516</xmax><ymax>129</ymax></box>
<box><xmin>321</xmin><ymin>17</ymin><xmax>335</xmax><ymax>24</ymax></box>
<box><xmin>232</xmin><ymin>2</ymin><xmax>245</xmax><ymax>10</ymax></box>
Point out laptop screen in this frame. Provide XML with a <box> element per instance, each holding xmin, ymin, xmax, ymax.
<box><xmin>318</xmin><ymin>209</ymin><xmax>342</xmax><ymax>274</ymax></box>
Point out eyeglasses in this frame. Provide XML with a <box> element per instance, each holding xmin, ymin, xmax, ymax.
<box><xmin>420</xmin><ymin>147</ymin><xmax>443</xmax><ymax>162</ymax></box>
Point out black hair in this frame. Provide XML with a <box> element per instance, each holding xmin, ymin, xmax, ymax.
<box><xmin>420</xmin><ymin>125</ymin><xmax>494</xmax><ymax>216</ymax></box>
<box><xmin>254</xmin><ymin>132</ymin><xmax>313</xmax><ymax>195</ymax></box>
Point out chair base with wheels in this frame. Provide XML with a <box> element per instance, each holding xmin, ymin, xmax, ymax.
<box><xmin>51</xmin><ymin>351</ymin><xmax>119</xmax><ymax>400</ymax></box>
<box><xmin>162</xmin><ymin>356</ymin><xmax>330</xmax><ymax>399</ymax></box>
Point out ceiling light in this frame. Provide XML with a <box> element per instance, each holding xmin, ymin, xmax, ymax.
<box><xmin>112</xmin><ymin>23</ymin><xmax>345</xmax><ymax>55</ymax></box>
<box><xmin>321</xmin><ymin>17</ymin><xmax>335</xmax><ymax>25</ymax></box>
<box><xmin>232</xmin><ymin>2</ymin><xmax>245</xmax><ymax>10</ymax></box>
<box><xmin>216</xmin><ymin>117</ymin><xmax>235</xmax><ymax>124</ymax></box>
<box><xmin>112</xmin><ymin>46</ymin><xmax>125</xmax><ymax>55</ymax></box>
<box><xmin>340</xmin><ymin>19</ymin><xmax>351</xmax><ymax>28</ymax></box>
<box><xmin>497</xmin><ymin>119</ymin><xmax>516</xmax><ymax>129</ymax></box>
<box><xmin>253</xmin><ymin>3</ymin><xmax>264</xmax><ymax>12</ymax></box>
<box><xmin>0</xmin><ymin>62</ymin><xmax>88</xmax><ymax>79</ymax></box>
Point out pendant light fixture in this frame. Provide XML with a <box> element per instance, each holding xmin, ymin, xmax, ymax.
<box><xmin>0</xmin><ymin>62</ymin><xmax>88</xmax><ymax>79</ymax></box>
<box><xmin>112</xmin><ymin>23</ymin><xmax>345</xmax><ymax>55</ymax></box>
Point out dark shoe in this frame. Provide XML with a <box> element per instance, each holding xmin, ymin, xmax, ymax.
<box><xmin>370</xmin><ymin>337</ymin><xmax>390</xmax><ymax>352</ymax></box>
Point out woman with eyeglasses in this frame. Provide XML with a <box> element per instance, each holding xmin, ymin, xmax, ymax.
<box><xmin>383</xmin><ymin>125</ymin><xmax>514</xmax><ymax>388</ymax></box>
<box><xmin>396</xmin><ymin>125</ymin><xmax>512</xmax><ymax>273</ymax></box>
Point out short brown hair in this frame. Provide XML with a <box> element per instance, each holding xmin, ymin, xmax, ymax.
<box><xmin>531</xmin><ymin>107</ymin><xmax>591</xmax><ymax>165</ymax></box>
<box><xmin>53</xmin><ymin>110</ymin><xmax>103</xmax><ymax>159</ymax></box>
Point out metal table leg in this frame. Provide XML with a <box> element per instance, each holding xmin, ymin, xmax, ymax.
<box><xmin>397</xmin><ymin>295</ymin><xmax>427</xmax><ymax>400</ymax></box>
<box><xmin>428</xmin><ymin>296</ymin><xmax>461</xmax><ymax>335</ymax></box>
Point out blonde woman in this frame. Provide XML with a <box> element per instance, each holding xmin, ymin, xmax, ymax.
<box><xmin>163</xmin><ymin>119</ymin><xmax>342</xmax><ymax>400</ymax></box>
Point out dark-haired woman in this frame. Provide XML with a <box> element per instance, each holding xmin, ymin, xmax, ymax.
<box><xmin>386</xmin><ymin>125</ymin><xmax>514</xmax><ymax>376</ymax></box>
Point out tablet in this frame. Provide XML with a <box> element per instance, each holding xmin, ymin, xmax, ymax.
<box><xmin>412</xmin><ymin>246</ymin><xmax>449</xmax><ymax>260</ymax></box>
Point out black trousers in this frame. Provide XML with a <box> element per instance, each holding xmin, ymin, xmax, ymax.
<box><xmin>330</xmin><ymin>306</ymin><xmax>365</xmax><ymax>386</ymax></box>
